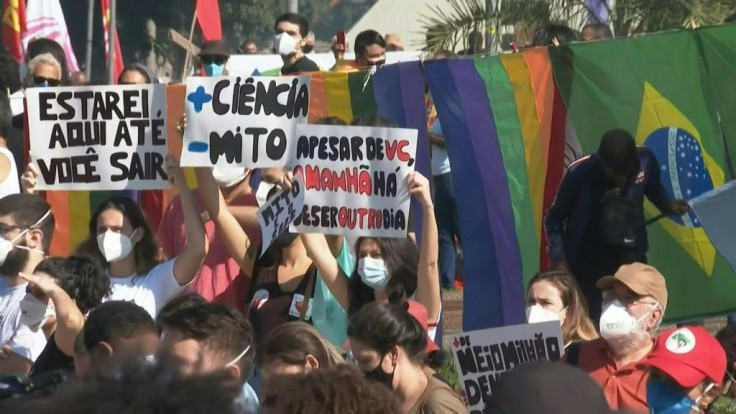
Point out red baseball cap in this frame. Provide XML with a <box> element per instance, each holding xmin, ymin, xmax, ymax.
<box><xmin>407</xmin><ymin>300</ymin><xmax>440</xmax><ymax>353</ymax></box>
<box><xmin>647</xmin><ymin>326</ymin><xmax>727</xmax><ymax>388</ymax></box>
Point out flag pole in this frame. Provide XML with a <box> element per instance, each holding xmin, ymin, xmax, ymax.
<box><xmin>108</xmin><ymin>0</ymin><xmax>117</xmax><ymax>84</ymax></box>
<box><xmin>182</xmin><ymin>10</ymin><xmax>197</xmax><ymax>82</ymax></box>
<box><xmin>85</xmin><ymin>0</ymin><xmax>94</xmax><ymax>79</ymax></box>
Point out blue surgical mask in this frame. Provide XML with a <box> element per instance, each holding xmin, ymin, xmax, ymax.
<box><xmin>204</xmin><ymin>63</ymin><xmax>224</xmax><ymax>77</ymax></box>
<box><xmin>357</xmin><ymin>257</ymin><xmax>389</xmax><ymax>290</ymax></box>
<box><xmin>646</xmin><ymin>380</ymin><xmax>697</xmax><ymax>414</ymax></box>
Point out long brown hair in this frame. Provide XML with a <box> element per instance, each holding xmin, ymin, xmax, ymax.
<box><xmin>76</xmin><ymin>197</ymin><xmax>164</xmax><ymax>275</ymax></box>
<box><xmin>260</xmin><ymin>322</ymin><xmax>343</xmax><ymax>369</ymax></box>
<box><xmin>527</xmin><ymin>271</ymin><xmax>598</xmax><ymax>344</ymax></box>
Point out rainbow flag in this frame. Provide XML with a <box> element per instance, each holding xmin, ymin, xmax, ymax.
<box><xmin>44</xmin><ymin>65</ymin><xmax>431</xmax><ymax>256</ymax></box>
<box><xmin>425</xmin><ymin>50</ymin><xmax>566</xmax><ymax>329</ymax></box>
<box><xmin>550</xmin><ymin>29</ymin><xmax>736</xmax><ymax>322</ymax></box>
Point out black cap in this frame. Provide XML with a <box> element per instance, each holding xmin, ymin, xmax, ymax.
<box><xmin>484</xmin><ymin>361</ymin><xmax>616</xmax><ymax>414</ymax></box>
<box><xmin>198</xmin><ymin>40</ymin><xmax>230</xmax><ymax>58</ymax></box>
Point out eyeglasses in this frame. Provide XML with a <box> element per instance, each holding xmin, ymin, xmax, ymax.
<box><xmin>602</xmin><ymin>290</ymin><xmax>658</xmax><ymax>308</ymax></box>
<box><xmin>201</xmin><ymin>56</ymin><xmax>227</xmax><ymax>65</ymax></box>
<box><xmin>33</xmin><ymin>76</ymin><xmax>61</xmax><ymax>86</ymax></box>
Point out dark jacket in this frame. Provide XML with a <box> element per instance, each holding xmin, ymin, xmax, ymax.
<box><xmin>545</xmin><ymin>147</ymin><xmax>672</xmax><ymax>265</ymax></box>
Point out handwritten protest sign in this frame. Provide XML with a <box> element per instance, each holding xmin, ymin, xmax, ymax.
<box><xmin>257</xmin><ymin>173</ymin><xmax>305</xmax><ymax>256</ymax></box>
<box><xmin>451</xmin><ymin>321</ymin><xmax>564</xmax><ymax>413</ymax></box>
<box><xmin>181</xmin><ymin>75</ymin><xmax>310</xmax><ymax>169</ymax></box>
<box><xmin>290</xmin><ymin>124</ymin><xmax>417</xmax><ymax>238</ymax></box>
<box><xmin>26</xmin><ymin>84</ymin><xmax>169</xmax><ymax>191</ymax></box>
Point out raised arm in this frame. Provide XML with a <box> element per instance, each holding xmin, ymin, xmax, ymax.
<box><xmin>169</xmin><ymin>158</ymin><xmax>208</xmax><ymax>286</ymax></box>
<box><xmin>301</xmin><ymin>233</ymin><xmax>350</xmax><ymax>311</ymax></box>
<box><xmin>409</xmin><ymin>172</ymin><xmax>441</xmax><ymax>323</ymax></box>
<box><xmin>19</xmin><ymin>272</ymin><xmax>83</xmax><ymax>357</ymax></box>
<box><xmin>195</xmin><ymin>167</ymin><xmax>259</xmax><ymax>276</ymax></box>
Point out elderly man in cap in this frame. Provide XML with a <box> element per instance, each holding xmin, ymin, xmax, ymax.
<box><xmin>198</xmin><ymin>40</ymin><xmax>230</xmax><ymax>77</ymax></box>
<box><xmin>646</xmin><ymin>326</ymin><xmax>726</xmax><ymax>414</ymax></box>
<box><xmin>566</xmin><ymin>262</ymin><xmax>667</xmax><ymax>412</ymax></box>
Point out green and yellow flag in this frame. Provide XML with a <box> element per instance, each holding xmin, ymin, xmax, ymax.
<box><xmin>550</xmin><ymin>30</ymin><xmax>736</xmax><ymax>322</ymax></box>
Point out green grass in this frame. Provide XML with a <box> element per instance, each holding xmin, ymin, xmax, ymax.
<box><xmin>436</xmin><ymin>354</ymin><xmax>460</xmax><ymax>391</ymax></box>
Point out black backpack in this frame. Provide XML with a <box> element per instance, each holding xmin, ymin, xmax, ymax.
<box><xmin>598</xmin><ymin>188</ymin><xmax>644</xmax><ymax>247</ymax></box>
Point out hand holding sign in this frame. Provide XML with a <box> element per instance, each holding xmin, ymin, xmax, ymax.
<box><xmin>257</xmin><ymin>172</ymin><xmax>306</xmax><ymax>257</ymax></box>
<box><xmin>165</xmin><ymin>156</ymin><xmax>186</xmax><ymax>187</ymax></box>
<box><xmin>408</xmin><ymin>172</ymin><xmax>432</xmax><ymax>209</ymax></box>
<box><xmin>20</xmin><ymin>163</ymin><xmax>40</xmax><ymax>195</ymax></box>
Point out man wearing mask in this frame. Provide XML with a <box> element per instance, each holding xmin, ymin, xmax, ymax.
<box><xmin>156</xmin><ymin>301</ymin><xmax>257</xmax><ymax>413</ymax></box>
<box><xmin>157</xmin><ymin>166</ymin><xmax>260</xmax><ymax>309</ymax></box>
<box><xmin>0</xmin><ymin>194</ymin><xmax>54</xmax><ymax>375</ymax></box>
<box><xmin>545</xmin><ymin>129</ymin><xmax>689</xmax><ymax>320</ymax></box>
<box><xmin>567</xmin><ymin>262</ymin><xmax>667</xmax><ymax>412</ymax></box>
<box><xmin>333</xmin><ymin>30</ymin><xmax>387</xmax><ymax>72</ymax></box>
<box><xmin>198</xmin><ymin>40</ymin><xmax>230</xmax><ymax>77</ymax></box>
<box><xmin>273</xmin><ymin>13</ymin><xmax>319</xmax><ymax>75</ymax></box>
<box><xmin>646</xmin><ymin>326</ymin><xmax>726</xmax><ymax>414</ymax></box>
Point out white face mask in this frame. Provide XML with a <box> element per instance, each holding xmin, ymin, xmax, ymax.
<box><xmin>0</xmin><ymin>210</ymin><xmax>51</xmax><ymax>265</ymax></box>
<box><xmin>19</xmin><ymin>293</ymin><xmax>55</xmax><ymax>332</ymax></box>
<box><xmin>97</xmin><ymin>229</ymin><xmax>138</xmax><ymax>263</ymax></box>
<box><xmin>357</xmin><ymin>257</ymin><xmax>389</xmax><ymax>290</ymax></box>
<box><xmin>225</xmin><ymin>345</ymin><xmax>251</xmax><ymax>368</ymax></box>
<box><xmin>599</xmin><ymin>299</ymin><xmax>655</xmax><ymax>340</ymax></box>
<box><xmin>273</xmin><ymin>33</ymin><xmax>298</xmax><ymax>56</ymax></box>
<box><xmin>212</xmin><ymin>166</ymin><xmax>248</xmax><ymax>189</ymax></box>
<box><xmin>526</xmin><ymin>304</ymin><xmax>566</xmax><ymax>325</ymax></box>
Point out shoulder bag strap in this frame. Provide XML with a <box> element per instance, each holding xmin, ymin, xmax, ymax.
<box><xmin>298</xmin><ymin>264</ymin><xmax>317</xmax><ymax>322</ymax></box>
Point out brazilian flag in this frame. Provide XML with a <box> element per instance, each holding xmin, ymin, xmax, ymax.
<box><xmin>550</xmin><ymin>29</ymin><xmax>736</xmax><ymax>323</ymax></box>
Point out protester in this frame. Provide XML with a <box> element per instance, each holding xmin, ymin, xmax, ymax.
<box><xmin>385</xmin><ymin>33</ymin><xmax>404</xmax><ymax>51</ymax></box>
<box><xmin>259</xmin><ymin>322</ymin><xmax>343</xmax><ymax>380</ymax></box>
<box><xmin>525</xmin><ymin>270</ymin><xmax>598</xmax><ymax>347</ymax></box>
<box><xmin>0</xmin><ymin>194</ymin><xmax>53</xmax><ymax>375</ymax></box>
<box><xmin>239</xmin><ymin>40</ymin><xmax>258</xmax><ymax>54</ymax></box>
<box><xmin>260</xmin><ymin>364</ymin><xmax>400</xmax><ymax>414</ymax></box>
<box><xmin>714</xmin><ymin>325</ymin><xmax>736</xmax><ymax>412</ymax></box>
<box><xmin>582</xmin><ymin>22</ymin><xmax>614</xmax><ymax>41</ymax></box>
<box><xmin>156</xmin><ymin>301</ymin><xmax>257</xmax><ymax>413</ymax></box>
<box><xmin>24</xmin><ymin>38</ymin><xmax>69</xmax><ymax>86</ymax></box>
<box><xmin>24</xmin><ymin>53</ymin><xmax>62</xmax><ymax>88</ymax></box>
<box><xmin>458</xmin><ymin>31</ymin><xmax>484</xmax><ymax>55</ymax></box>
<box><xmin>117</xmin><ymin>63</ymin><xmax>156</xmax><ymax>84</ymax></box>
<box><xmin>69</xmin><ymin>71</ymin><xmax>88</xmax><ymax>86</ymax></box>
<box><xmin>484</xmin><ymin>361</ymin><xmax>615</xmax><ymax>414</ymax></box>
<box><xmin>532</xmin><ymin>23</ymin><xmax>579</xmax><ymax>46</ymax></box>
<box><xmin>567</xmin><ymin>262</ymin><xmax>667</xmax><ymax>411</ymax></box>
<box><xmin>545</xmin><ymin>129</ymin><xmax>689</xmax><ymax>320</ymax></box>
<box><xmin>24</xmin><ymin>256</ymin><xmax>110</xmax><ymax>377</ymax></box>
<box><xmin>79</xmin><ymin>300</ymin><xmax>158</xmax><ymax>379</ymax></box>
<box><xmin>0</xmin><ymin>95</ymin><xmax>20</xmax><ymax>199</ymax></box>
<box><xmin>647</xmin><ymin>326</ymin><xmax>726</xmax><ymax>414</ymax></box>
<box><xmin>427</xmin><ymin>55</ymin><xmax>462</xmax><ymax>291</ymax></box>
<box><xmin>198</xmin><ymin>40</ymin><xmax>230</xmax><ymax>77</ymax></box>
<box><xmin>333</xmin><ymin>29</ymin><xmax>386</xmax><ymax>72</ymax></box>
<box><xmin>301</xmin><ymin>169</ymin><xmax>441</xmax><ymax>337</ymax></box>
<box><xmin>273</xmin><ymin>13</ymin><xmax>319</xmax><ymax>74</ymax></box>
<box><xmin>61</xmin><ymin>158</ymin><xmax>207</xmax><ymax>319</ymax></box>
<box><xmin>347</xmin><ymin>295</ymin><xmax>464</xmax><ymax>413</ymax></box>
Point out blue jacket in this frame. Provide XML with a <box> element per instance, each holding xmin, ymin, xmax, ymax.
<box><xmin>545</xmin><ymin>147</ymin><xmax>672</xmax><ymax>265</ymax></box>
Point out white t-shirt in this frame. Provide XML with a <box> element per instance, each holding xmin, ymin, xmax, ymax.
<box><xmin>0</xmin><ymin>277</ymin><xmax>46</xmax><ymax>361</ymax></box>
<box><xmin>0</xmin><ymin>147</ymin><xmax>20</xmax><ymax>199</ymax></box>
<box><xmin>104</xmin><ymin>260</ymin><xmax>184</xmax><ymax>318</ymax></box>
<box><xmin>430</xmin><ymin>120</ymin><xmax>451</xmax><ymax>176</ymax></box>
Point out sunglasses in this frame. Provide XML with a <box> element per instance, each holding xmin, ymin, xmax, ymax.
<box><xmin>33</xmin><ymin>76</ymin><xmax>60</xmax><ymax>86</ymax></box>
<box><xmin>201</xmin><ymin>56</ymin><xmax>227</xmax><ymax>65</ymax></box>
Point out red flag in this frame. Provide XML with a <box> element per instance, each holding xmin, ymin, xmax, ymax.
<box><xmin>101</xmin><ymin>0</ymin><xmax>124</xmax><ymax>80</ymax></box>
<box><xmin>2</xmin><ymin>0</ymin><xmax>26</xmax><ymax>61</ymax></box>
<box><xmin>195</xmin><ymin>0</ymin><xmax>221</xmax><ymax>41</ymax></box>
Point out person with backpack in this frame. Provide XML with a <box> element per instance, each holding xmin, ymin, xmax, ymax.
<box><xmin>544</xmin><ymin>129</ymin><xmax>689</xmax><ymax>320</ymax></box>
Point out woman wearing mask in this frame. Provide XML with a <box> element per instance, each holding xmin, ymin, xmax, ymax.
<box><xmin>300</xmin><ymin>171</ymin><xmax>441</xmax><ymax>338</ymax></box>
<box><xmin>525</xmin><ymin>270</ymin><xmax>598</xmax><ymax>347</ymax></box>
<box><xmin>21</xmin><ymin>256</ymin><xmax>110</xmax><ymax>377</ymax></box>
<box><xmin>75</xmin><ymin>158</ymin><xmax>207</xmax><ymax>318</ymax></box>
<box><xmin>348</xmin><ymin>294</ymin><xmax>464</xmax><ymax>414</ymax></box>
<box><xmin>259</xmin><ymin>322</ymin><xmax>344</xmax><ymax>379</ymax></box>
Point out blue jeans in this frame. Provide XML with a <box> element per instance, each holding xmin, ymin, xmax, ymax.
<box><xmin>434</xmin><ymin>172</ymin><xmax>461</xmax><ymax>289</ymax></box>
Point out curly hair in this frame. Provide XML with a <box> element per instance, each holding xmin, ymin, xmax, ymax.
<box><xmin>35</xmin><ymin>256</ymin><xmax>110</xmax><ymax>314</ymax></box>
<box><xmin>260</xmin><ymin>364</ymin><xmax>399</xmax><ymax>414</ymax></box>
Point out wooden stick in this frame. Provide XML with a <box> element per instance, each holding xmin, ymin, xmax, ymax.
<box><xmin>182</xmin><ymin>10</ymin><xmax>198</xmax><ymax>82</ymax></box>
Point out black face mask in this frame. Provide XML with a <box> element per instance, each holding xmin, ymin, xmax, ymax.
<box><xmin>364</xmin><ymin>354</ymin><xmax>395</xmax><ymax>389</ymax></box>
<box><xmin>273</xmin><ymin>231</ymin><xmax>299</xmax><ymax>248</ymax></box>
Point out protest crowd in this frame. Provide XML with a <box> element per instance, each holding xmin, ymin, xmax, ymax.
<box><xmin>1</xmin><ymin>2</ymin><xmax>736</xmax><ymax>414</ymax></box>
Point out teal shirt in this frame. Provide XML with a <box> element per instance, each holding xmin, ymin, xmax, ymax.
<box><xmin>311</xmin><ymin>238</ymin><xmax>354</xmax><ymax>347</ymax></box>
